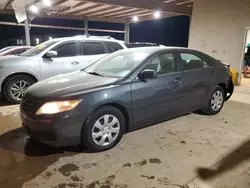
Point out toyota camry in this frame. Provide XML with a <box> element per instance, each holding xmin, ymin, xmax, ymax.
<box><xmin>20</xmin><ymin>47</ymin><xmax>234</xmax><ymax>151</ymax></box>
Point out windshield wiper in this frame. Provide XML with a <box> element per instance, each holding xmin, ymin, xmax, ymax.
<box><xmin>87</xmin><ymin>71</ymin><xmax>104</xmax><ymax>77</ymax></box>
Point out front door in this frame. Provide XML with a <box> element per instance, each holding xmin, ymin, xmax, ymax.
<box><xmin>40</xmin><ymin>41</ymin><xmax>82</xmax><ymax>80</ymax></box>
<box><xmin>131</xmin><ymin>52</ymin><xmax>184</xmax><ymax>126</ymax></box>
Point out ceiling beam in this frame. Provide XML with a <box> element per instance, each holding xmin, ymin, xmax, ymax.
<box><xmin>68</xmin><ymin>3</ymin><xmax>102</xmax><ymax>15</ymax></box>
<box><xmin>2</xmin><ymin>0</ymin><xmax>14</xmax><ymax>10</ymax></box>
<box><xmin>113</xmin><ymin>10</ymin><xmax>150</xmax><ymax>18</ymax></box>
<box><xmin>176</xmin><ymin>0</ymin><xmax>194</xmax><ymax>6</ymax></box>
<box><xmin>102</xmin><ymin>8</ymin><xmax>138</xmax><ymax>18</ymax></box>
<box><xmin>84</xmin><ymin>5</ymin><xmax>117</xmax><ymax>16</ymax></box>
<box><xmin>84</xmin><ymin>0</ymin><xmax>192</xmax><ymax>15</ymax></box>
<box><xmin>86</xmin><ymin>6</ymin><xmax>125</xmax><ymax>17</ymax></box>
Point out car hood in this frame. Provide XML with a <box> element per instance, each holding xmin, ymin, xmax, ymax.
<box><xmin>27</xmin><ymin>71</ymin><xmax>119</xmax><ymax>98</ymax></box>
<box><xmin>0</xmin><ymin>55</ymin><xmax>38</xmax><ymax>65</ymax></box>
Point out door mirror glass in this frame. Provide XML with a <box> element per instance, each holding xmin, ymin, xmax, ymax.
<box><xmin>46</xmin><ymin>51</ymin><xmax>58</xmax><ymax>58</ymax></box>
<box><xmin>139</xmin><ymin>69</ymin><xmax>157</xmax><ymax>80</ymax></box>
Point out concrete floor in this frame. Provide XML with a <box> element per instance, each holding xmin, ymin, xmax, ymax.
<box><xmin>0</xmin><ymin>94</ymin><xmax>250</xmax><ymax>187</ymax></box>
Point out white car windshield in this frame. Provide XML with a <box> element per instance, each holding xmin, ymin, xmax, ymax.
<box><xmin>86</xmin><ymin>50</ymin><xmax>151</xmax><ymax>78</ymax></box>
<box><xmin>20</xmin><ymin>40</ymin><xmax>58</xmax><ymax>57</ymax></box>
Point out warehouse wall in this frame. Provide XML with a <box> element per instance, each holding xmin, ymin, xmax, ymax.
<box><xmin>189</xmin><ymin>0</ymin><xmax>250</xmax><ymax>84</ymax></box>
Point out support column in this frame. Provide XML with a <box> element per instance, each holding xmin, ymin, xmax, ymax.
<box><xmin>84</xmin><ymin>18</ymin><xmax>88</xmax><ymax>35</ymax></box>
<box><xmin>124</xmin><ymin>23</ymin><xmax>130</xmax><ymax>43</ymax></box>
<box><xmin>24</xmin><ymin>19</ymin><xmax>31</xmax><ymax>46</ymax></box>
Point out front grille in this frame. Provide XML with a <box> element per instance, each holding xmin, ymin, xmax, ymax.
<box><xmin>21</xmin><ymin>100</ymin><xmax>41</xmax><ymax>114</ymax></box>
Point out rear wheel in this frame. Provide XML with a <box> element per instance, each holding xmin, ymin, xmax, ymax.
<box><xmin>81</xmin><ymin>106</ymin><xmax>125</xmax><ymax>152</ymax></box>
<box><xmin>202</xmin><ymin>85</ymin><xmax>225</xmax><ymax>115</ymax></box>
<box><xmin>3</xmin><ymin>75</ymin><xmax>35</xmax><ymax>104</ymax></box>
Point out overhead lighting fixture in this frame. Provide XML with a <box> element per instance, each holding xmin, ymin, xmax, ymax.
<box><xmin>132</xmin><ymin>16</ymin><xmax>139</xmax><ymax>22</ymax></box>
<box><xmin>43</xmin><ymin>0</ymin><xmax>51</xmax><ymax>6</ymax></box>
<box><xmin>30</xmin><ymin>5</ymin><xmax>39</xmax><ymax>13</ymax></box>
<box><xmin>154</xmin><ymin>11</ymin><xmax>161</xmax><ymax>19</ymax></box>
<box><xmin>49</xmin><ymin>37</ymin><xmax>53</xmax><ymax>40</ymax></box>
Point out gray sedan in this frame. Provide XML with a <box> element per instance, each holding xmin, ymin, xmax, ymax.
<box><xmin>20</xmin><ymin>47</ymin><xmax>233</xmax><ymax>151</ymax></box>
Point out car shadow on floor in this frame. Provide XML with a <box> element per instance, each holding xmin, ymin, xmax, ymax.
<box><xmin>0</xmin><ymin>127</ymin><xmax>86</xmax><ymax>188</ymax></box>
<box><xmin>0</xmin><ymin>99</ymin><xmax>13</xmax><ymax>107</ymax></box>
<box><xmin>196</xmin><ymin>139</ymin><xmax>250</xmax><ymax>180</ymax></box>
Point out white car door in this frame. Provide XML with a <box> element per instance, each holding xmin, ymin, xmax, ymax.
<box><xmin>80</xmin><ymin>41</ymin><xmax>109</xmax><ymax>69</ymax></box>
<box><xmin>40</xmin><ymin>41</ymin><xmax>82</xmax><ymax>80</ymax></box>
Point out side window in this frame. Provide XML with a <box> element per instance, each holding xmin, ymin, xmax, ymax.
<box><xmin>15</xmin><ymin>49</ymin><xmax>27</xmax><ymax>55</ymax></box>
<box><xmin>105</xmin><ymin>42</ymin><xmax>123</xmax><ymax>53</ymax></box>
<box><xmin>83</xmin><ymin>42</ymin><xmax>105</xmax><ymax>55</ymax></box>
<box><xmin>53</xmin><ymin>42</ymin><xmax>78</xmax><ymax>58</ymax></box>
<box><xmin>144</xmin><ymin>53</ymin><xmax>176</xmax><ymax>75</ymax></box>
<box><xmin>180</xmin><ymin>53</ymin><xmax>208</xmax><ymax>71</ymax></box>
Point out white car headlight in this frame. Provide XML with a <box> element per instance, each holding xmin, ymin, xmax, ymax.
<box><xmin>36</xmin><ymin>100</ymin><xmax>82</xmax><ymax>115</ymax></box>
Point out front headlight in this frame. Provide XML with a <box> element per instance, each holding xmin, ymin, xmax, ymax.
<box><xmin>36</xmin><ymin>100</ymin><xmax>82</xmax><ymax>115</ymax></box>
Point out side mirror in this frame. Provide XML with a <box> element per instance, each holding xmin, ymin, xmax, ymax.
<box><xmin>45</xmin><ymin>51</ymin><xmax>57</xmax><ymax>58</ymax></box>
<box><xmin>138</xmin><ymin>69</ymin><xmax>157</xmax><ymax>81</ymax></box>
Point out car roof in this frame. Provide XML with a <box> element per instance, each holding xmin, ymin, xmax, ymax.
<box><xmin>118</xmin><ymin>46</ymin><xmax>189</xmax><ymax>53</ymax></box>
<box><xmin>50</xmin><ymin>35</ymin><xmax>124</xmax><ymax>43</ymax></box>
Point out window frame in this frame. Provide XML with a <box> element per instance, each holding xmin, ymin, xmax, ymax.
<box><xmin>176</xmin><ymin>50</ymin><xmax>215</xmax><ymax>72</ymax></box>
<box><xmin>51</xmin><ymin>40</ymin><xmax>81</xmax><ymax>58</ymax></box>
<box><xmin>81</xmin><ymin>41</ymin><xmax>108</xmax><ymax>56</ymax></box>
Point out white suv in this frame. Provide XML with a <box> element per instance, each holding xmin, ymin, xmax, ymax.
<box><xmin>0</xmin><ymin>35</ymin><xmax>126</xmax><ymax>103</ymax></box>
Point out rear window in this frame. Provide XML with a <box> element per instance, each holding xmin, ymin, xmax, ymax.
<box><xmin>83</xmin><ymin>42</ymin><xmax>106</xmax><ymax>55</ymax></box>
<box><xmin>104</xmin><ymin>42</ymin><xmax>123</xmax><ymax>53</ymax></box>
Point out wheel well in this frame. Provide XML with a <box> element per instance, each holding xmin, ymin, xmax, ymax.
<box><xmin>218</xmin><ymin>83</ymin><xmax>226</xmax><ymax>94</ymax></box>
<box><xmin>103</xmin><ymin>103</ymin><xmax>130</xmax><ymax>131</ymax></box>
<box><xmin>2</xmin><ymin>73</ymin><xmax>38</xmax><ymax>91</ymax></box>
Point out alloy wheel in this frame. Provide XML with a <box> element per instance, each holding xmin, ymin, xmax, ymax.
<box><xmin>10</xmin><ymin>80</ymin><xmax>30</xmax><ymax>101</ymax></box>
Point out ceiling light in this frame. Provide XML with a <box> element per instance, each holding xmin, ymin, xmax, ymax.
<box><xmin>30</xmin><ymin>5</ymin><xmax>39</xmax><ymax>13</ymax></box>
<box><xmin>43</xmin><ymin>0</ymin><xmax>51</xmax><ymax>6</ymax></box>
<box><xmin>36</xmin><ymin>38</ymin><xmax>40</xmax><ymax>45</ymax></box>
<box><xmin>154</xmin><ymin>11</ymin><xmax>161</xmax><ymax>19</ymax></box>
<box><xmin>132</xmin><ymin>16</ymin><xmax>139</xmax><ymax>22</ymax></box>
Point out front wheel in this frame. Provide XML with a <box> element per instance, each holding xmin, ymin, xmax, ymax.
<box><xmin>81</xmin><ymin>106</ymin><xmax>125</xmax><ymax>152</ymax></box>
<box><xmin>202</xmin><ymin>86</ymin><xmax>225</xmax><ymax>115</ymax></box>
<box><xmin>3</xmin><ymin>75</ymin><xmax>35</xmax><ymax>104</ymax></box>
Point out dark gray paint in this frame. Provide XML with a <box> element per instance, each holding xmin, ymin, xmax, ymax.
<box><xmin>20</xmin><ymin>47</ymin><xmax>232</xmax><ymax>146</ymax></box>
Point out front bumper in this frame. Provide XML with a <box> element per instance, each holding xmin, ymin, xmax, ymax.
<box><xmin>20</xmin><ymin>109</ymin><xmax>85</xmax><ymax>147</ymax></box>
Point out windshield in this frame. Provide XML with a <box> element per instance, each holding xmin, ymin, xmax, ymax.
<box><xmin>20</xmin><ymin>40</ymin><xmax>58</xmax><ymax>57</ymax></box>
<box><xmin>0</xmin><ymin>47</ymin><xmax>14</xmax><ymax>53</ymax></box>
<box><xmin>86</xmin><ymin>50</ymin><xmax>151</xmax><ymax>78</ymax></box>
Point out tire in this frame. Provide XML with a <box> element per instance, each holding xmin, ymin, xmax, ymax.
<box><xmin>3</xmin><ymin>75</ymin><xmax>35</xmax><ymax>104</ymax></box>
<box><xmin>201</xmin><ymin>85</ymin><xmax>225</xmax><ymax>115</ymax></box>
<box><xmin>81</xmin><ymin>106</ymin><xmax>125</xmax><ymax>152</ymax></box>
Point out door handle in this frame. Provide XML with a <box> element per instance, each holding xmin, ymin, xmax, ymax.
<box><xmin>211</xmin><ymin>70</ymin><xmax>216</xmax><ymax>75</ymax></box>
<box><xmin>174</xmin><ymin>78</ymin><xmax>182</xmax><ymax>83</ymax></box>
<box><xmin>71</xmin><ymin>61</ymin><xmax>80</xmax><ymax>65</ymax></box>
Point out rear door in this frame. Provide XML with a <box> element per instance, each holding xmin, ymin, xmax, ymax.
<box><xmin>131</xmin><ymin>51</ymin><xmax>184</xmax><ymax>126</ymax></box>
<box><xmin>40</xmin><ymin>41</ymin><xmax>82</xmax><ymax>80</ymax></box>
<box><xmin>80</xmin><ymin>41</ymin><xmax>108</xmax><ymax>69</ymax></box>
<box><xmin>177</xmin><ymin>51</ymin><xmax>216</xmax><ymax>111</ymax></box>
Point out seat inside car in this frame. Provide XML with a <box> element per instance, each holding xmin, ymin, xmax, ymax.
<box><xmin>183</xmin><ymin>60</ymin><xmax>203</xmax><ymax>70</ymax></box>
